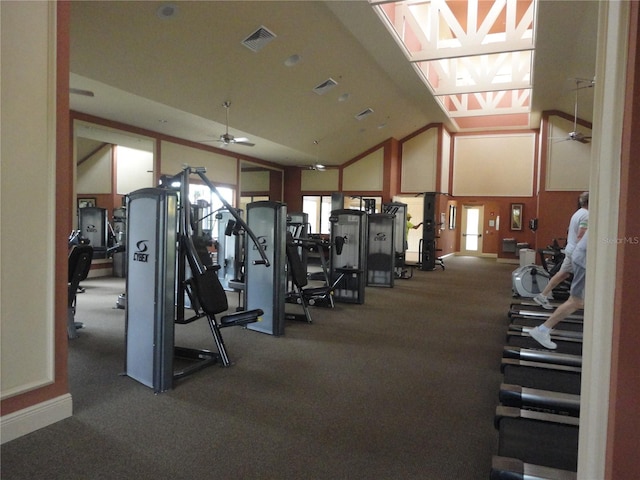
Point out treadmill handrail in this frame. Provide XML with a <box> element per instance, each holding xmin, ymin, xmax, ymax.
<box><xmin>495</xmin><ymin>405</ymin><xmax>580</xmax><ymax>426</ymax></box>
<box><xmin>499</xmin><ymin>383</ymin><xmax>581</xmax><ymax>416</ymax></box>
<box><xmin>503</xmin><ymin>346</ymin><xmax>582</xmax><ymax>367</ymax></box>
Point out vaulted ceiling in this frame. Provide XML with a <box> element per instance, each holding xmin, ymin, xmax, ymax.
<box><xmin>69</xmin><ymin>1</ymin><xmax>598</xmax><ymax>168</ymax></box>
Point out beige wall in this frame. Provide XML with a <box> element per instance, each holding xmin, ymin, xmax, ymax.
<box><xmin>77</xmin><ymin>145</ymin><xmax>112</xmax><ymax>194</ymax></box>
<box><xmin>452</xmin><ymin>133</ymin><xmax>536</xmax><ymax>196</ymax></box>
<box><xmin>241</xmin><ymin>170</ymin><xmax>270</xmax><ymax>192</ymax></box>
<box><xmin>441</xmin><ymin>130</ymin><xmax>451</xmax><ymax>194</ymax></box>
<box><xmin>401</xmin><ymin>128</ymin><xmax>438</xmax><ymax>193</ymax></box>
<box><xmin>160</xmin><ymin>141</ymin><xmax>237</xmax><ymax>185</ymax></box>
<box><xmin>546</xmin><ymin>115</ymin><xmax>592</xmax><ymax>191</ymax></box>
<box><xmin>343</xmin><ymin>148</ymin><xmax>383</xmax><ymax>191</ymax></box>
<box><xmin>301</xmin><ymin>168</ymin><xmax>339</xmax><ymax>191</ymax></box>
<box><xmin>1</xmin><ymin>0</ymin><xmax>60</xmax><ymax>404</ymax></box>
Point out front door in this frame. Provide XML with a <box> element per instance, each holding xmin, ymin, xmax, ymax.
<box><xmin>460</xmin><ymin>205</ymin><xmax>484</xmax><ymax>255</ymax></box>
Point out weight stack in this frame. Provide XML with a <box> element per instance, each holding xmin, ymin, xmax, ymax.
<box><xmin>421</xmin><ymin>193</ymin><xmax>437</xmax><ymax>271</ymax></box>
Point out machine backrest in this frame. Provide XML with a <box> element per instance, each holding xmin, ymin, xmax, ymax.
<box><xmin>68</xmin><ymin>245</ymin><xmax>93</xmax><ymax>284</ymax></box>
<box><xmin>190</xmin><ymin>268</ymin><xmax>229</xmax><ymax>315</ymax></box>
<box><xmin>285</xmin><ymin>232</ymin><xmax>308</xmax><ymax>289</ymax></box>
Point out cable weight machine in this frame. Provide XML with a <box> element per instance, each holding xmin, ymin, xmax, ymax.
<box><xmin>125</xmin><ymin>166</ymin><xmax>268</xmax><ymax>393</ymax></box>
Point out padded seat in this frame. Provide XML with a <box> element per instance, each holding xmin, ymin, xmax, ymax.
<box><xmin>185</xmin><ymin>267</ymin><xmax>263</xmax><ymax>367</ymax></box>
<box><xmin>68</xmin><ymin>244</ymin><xmax>93</xmax><ymax>338</ymax></box>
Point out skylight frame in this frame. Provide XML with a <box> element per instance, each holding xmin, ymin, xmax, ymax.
<box><xmin>371</xmin><ymin>0</ymin><xmax>538</xmax><ymax>128</ymax></box>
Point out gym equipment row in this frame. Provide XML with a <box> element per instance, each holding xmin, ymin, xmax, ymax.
<box><xmin>125</xmin><ymin>166</ymin><xmax>266</xmax><ymax>393</ymax></box>
<box><xmin>491</xmin><ymin>299</ymin><xmax>583</xmax><ymax>479</ymax></box>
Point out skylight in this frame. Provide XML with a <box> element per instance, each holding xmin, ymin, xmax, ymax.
<box><xmin>370</xmin><ymin>0</ymin><xmax>538</xmax><ymax>130</ymax></box>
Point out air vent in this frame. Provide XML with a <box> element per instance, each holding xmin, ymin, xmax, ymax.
<box><xmin>313</xmin><ymin>78</ymin><xmax>338</xmax><ymax>95</ymax></box>
<box><xmin>241</xmin><ymin>26</ymin><xmax>276</xmax><ymax>53</ymax></box>
<box><xmin>355</xmin><ymin>108</ymin><xmax>374</xmax><ymax>121</ymax></box>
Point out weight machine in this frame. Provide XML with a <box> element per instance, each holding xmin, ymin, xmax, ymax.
<box><xmin>125</xmin><ymin>166</ymin><xmax>267</xmax><ymax>392</ymax></box>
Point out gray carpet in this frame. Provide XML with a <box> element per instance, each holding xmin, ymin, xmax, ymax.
<box><xmin>2</xmin><ymin>256</ymin><xmax>515</xmax><ymax>479</ymax></box>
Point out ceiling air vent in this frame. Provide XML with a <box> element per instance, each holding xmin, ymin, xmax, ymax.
<box><xmin>355</xmin><ymin>108</ymin><xmax>374</xmax><ymax>121</ymax></box>
<box><xmin>313</xmin><ymin>78</ymin><xmax>338</xmax><ymax>95</ymax></box>
<box><xmin>241</xmin><ymin>26</ymin><xmax>276</xmax><ymax>53</ymax></box>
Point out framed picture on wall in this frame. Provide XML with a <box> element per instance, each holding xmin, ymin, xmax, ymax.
<box><xmin>510</xmin><ymin>203</ymin><xmax>523</xmax><ymax>231</ymax></box>
<box><xmin>77</xmin><ymin>197</ymin><xmax>96</xmax><ymax>209</ymax></box>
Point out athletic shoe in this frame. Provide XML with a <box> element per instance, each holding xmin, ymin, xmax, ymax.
<box><xmin>533</xmin><ymin>293</ymin><xmax>553</xmax><ymax>310</ymax></box>
<box><xmin>529</xmin><ymin>326</ymin><xmax>557</xmax><ymax>349</ymax></box>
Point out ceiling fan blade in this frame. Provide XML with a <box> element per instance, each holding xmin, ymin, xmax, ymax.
<box><xmin>234</xmin><ymin>141</ymin><xmax>255</xmax><ymax>147</ymax></box>
<box><xmin>70</xmin><ymin>88</ymin><xmax>94</xmax><ymax>97</ymax></box>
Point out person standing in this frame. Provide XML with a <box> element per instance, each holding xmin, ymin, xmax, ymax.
<box><xmin>534</xmin><ymin>191</ymin><xmax>589</xmax><ymax>309</ymax></box>
<box><xmin>529</xmin><ymin>229</ymin><xmax>588</xmax><ymax>349</ymax></box>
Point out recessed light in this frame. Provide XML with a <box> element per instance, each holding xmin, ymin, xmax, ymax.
<box><xmin>284</xmin><ymin>54</ymin><xmax>301</xmax><ymax>67</ymax></box>
<box><xmin>156</xmin><ymin>3</ymin><xmax>178</xmax><ymax>19</ymax></box>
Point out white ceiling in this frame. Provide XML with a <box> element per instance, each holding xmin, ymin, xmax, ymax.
<box><xmin>69</xmin><ymin>1</ymin><xmax>598</xmax><ymax>168</ymax></box>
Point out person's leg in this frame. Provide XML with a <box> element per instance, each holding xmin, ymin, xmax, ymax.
<box><xmin>530</xmin><ymin>264</ymin><xmax>585</xmax><ymax>349</ymax></box>
<box><xmin>534</xmin><ymin>254</ymin><xmax>573</xmax><ymax>308</ymax></box>
<box><xmin>541</xmin><ymin>270</ymin><xmax>571</xmax><ymax>298</ymax></box>
<box><xmin>541</xmin><ymin>295</ymin><xmax>583</xmax><ymax>330</ymax></box>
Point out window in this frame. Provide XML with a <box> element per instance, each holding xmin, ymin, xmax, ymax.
<box><xmin>302</xmin><ymin>195</ymin><xmax>333</xmax><ymax>234</ymax></box>
<box><xmin>189</xmin><ymin>183</ymin><xmax>235</xmax><ymax>233</ymax></box>
<box><xmin>240</xmin><ymin>195</ymin><xmax>269</xmax><ymax>215</ymax></box>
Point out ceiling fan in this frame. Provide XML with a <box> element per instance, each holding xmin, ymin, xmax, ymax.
<box><xmin>551</xmin><ymin>78</ymin><xmax>594</xmax><ymax>144</ymax></box>
<box><xmin>215</xmin><ymin>101</ymin><xmax>255</xmax><ymax>147</ymax></box>
<box><xmin>70</xmin><ymin>87</ymin><xmax>94</xmax><ymax>97</ymax></box>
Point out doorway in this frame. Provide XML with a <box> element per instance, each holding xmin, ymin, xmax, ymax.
<box><xmin>460</xmin><ymin>205</ymin><xmax>484</xmax><ymax>256</ymax></box>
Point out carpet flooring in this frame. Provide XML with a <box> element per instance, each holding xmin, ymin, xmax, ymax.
<box><xmin>1</xmin><ymin>255</ymin><xmax>515</xmax><ymax>480</ymax></box>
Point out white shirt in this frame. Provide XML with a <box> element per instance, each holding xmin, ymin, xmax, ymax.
<box><xmin>565</xmin><ymin>207</ymin><xmax>588</xmax><ymax>255</ymax></box>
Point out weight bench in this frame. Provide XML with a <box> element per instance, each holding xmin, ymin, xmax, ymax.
<box><xmin>285</xmin><ymin>232</ymin><xmax>344</xmax><ymax>323</ymax></box>
<box><xmin>68</xmin><ymin>244</ymin><xmax>93</xmax><ymax>339</ymax></box>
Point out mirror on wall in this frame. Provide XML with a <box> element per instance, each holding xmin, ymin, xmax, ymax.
<box><xmin>239</xmin><ymin>160</ymin><xmax>283</xmax><ymax>205</ymax></box>
<box><xmin>74</xmin><ymin>122</ymin><xmax>155</xmax><ymax>198</ymax></box>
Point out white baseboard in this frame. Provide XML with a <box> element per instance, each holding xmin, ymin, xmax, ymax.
<box><xmin>1</xmin><ymin>393</ymin><xmax>73</xmax><ymax>444</ymax></box>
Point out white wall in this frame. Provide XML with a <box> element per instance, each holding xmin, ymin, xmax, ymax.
<box><xmin>116</xmin><ymin>146</ymin><xmax>154</xmax><ymax>194</ymax></box>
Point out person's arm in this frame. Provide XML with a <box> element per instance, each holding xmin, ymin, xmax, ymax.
<box><xmin>413</xmin><ymin>222</ymin><xmax>423</xmax><ymax>229</ymax></box>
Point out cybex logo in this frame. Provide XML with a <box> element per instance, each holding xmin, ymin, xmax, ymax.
<box><xmin>133</xmin><ymin>240</ymin><xmax>150</xmax><ymax>262</ymax></box>
<box><xmin>374</xmin><ymin>232</ymin><xmax>387</xmax><ymax>241</ymax></box>
<box><xmin>252</xmin><ymin>236</ymin><xmax>268</xmax><ymax>251</ymax></box>
<box><xmin>86</xmin><ymin>224</ymin><xmax>98</xmax><ymax>233</ymax></box>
